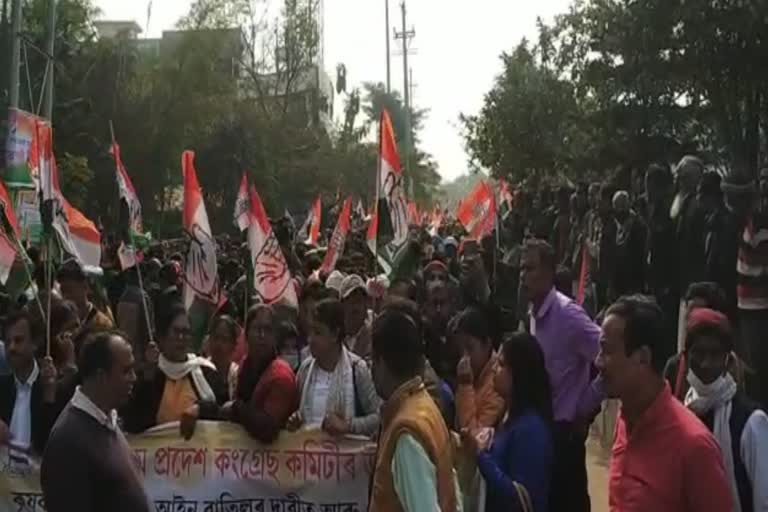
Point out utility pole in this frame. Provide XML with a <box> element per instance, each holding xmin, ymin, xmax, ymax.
<box><xmin>384</xmin><ymin>0</ymin><xmax>390</xmax><ymax>93</ymax></box>
<box><xmin>42</xmin><ymin>0</ymin><xmax>56</xmax><ymax>120</ymax></box>
<box><xmin>394</xmin><ymin>1</ymin><xmax>414</xmax><ymax>179</ymax></box>
<box><xmin>8</xmin><ymin>0</ymin><xmax>21</xmax><ymax>109</ymax></box>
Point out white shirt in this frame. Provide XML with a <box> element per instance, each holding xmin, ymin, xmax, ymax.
<box><xmin>741</xmin><ymin>409</ymin><xmax>768</xmax><ymax>511</ymax></box>
<box><xmin>9</xmin><ymin>360</ymin><xmax>39</xmax><ymax>450</ymax></box>
<box><xmin>70</xmin><ymin>386</ymin><xmax>118</xmax><ymax>431</ymax></box>
<box><xmin>304</xmin><ymin>368</ymin><xmax>332</xmax><ymax>427</ymax></box>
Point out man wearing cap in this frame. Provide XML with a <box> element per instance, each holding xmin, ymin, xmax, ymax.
<box><xmin>324</xmin><ymin>270</ymin><xmax>345</xmax><ymax>300</ymax></box>
<box><xmin>340</xmin><ymin>275</ymin><xmax>372</xmax><ymax>360</ymax></box>
<box><xmin>682</xmin><ymin>308</ymin><xmax>768</xmax><ymax>512</ymax></box>
<box><xmin>723</xmin><ymin>167</ymin><xmax>768</xmax><ymax>408</ymax></box>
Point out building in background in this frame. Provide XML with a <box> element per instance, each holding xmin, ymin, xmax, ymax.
<box><xmin>94</xmin><ymin>0</ymin><xmax>332</xmax><ymax>132</ymax></box>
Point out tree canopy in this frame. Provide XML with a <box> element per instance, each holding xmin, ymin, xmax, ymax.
<box><xmin>464</xmin><ymin>0</ymin><xmax>768</xmax><ymax>185</ymax></box>
<box><xmin>0</xmin><ymin>0</ymin><xmax>442</xmax><ymax>237</ymax></box>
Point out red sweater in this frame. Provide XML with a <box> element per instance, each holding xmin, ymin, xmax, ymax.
<box><xmin>234</xmin><ymin>357</ymin><xmax>297</xmax><ymax>443</ymax></box>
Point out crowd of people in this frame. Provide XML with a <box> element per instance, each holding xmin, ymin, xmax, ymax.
<box><xmin>0</xmin><ymin>155</ymin><xmax>766</xmax><ymax>511</ymax></box>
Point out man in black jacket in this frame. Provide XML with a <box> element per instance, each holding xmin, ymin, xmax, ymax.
<box><xmin>0</xmin><ymin>310</ymin><xmax>60</xmax><ymax>455</ymax></box>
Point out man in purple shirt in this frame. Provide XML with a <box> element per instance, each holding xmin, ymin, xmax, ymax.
<box><xmin>521</xmin><ymin>239</ymin><xmax>603</xmax><ymax>512</ymax></box>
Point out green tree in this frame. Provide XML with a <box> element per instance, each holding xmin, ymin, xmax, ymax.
<box><xmin>462</xmin><ymin>41</ymin><xmax>586</xmax><ymax>183</ymax></box>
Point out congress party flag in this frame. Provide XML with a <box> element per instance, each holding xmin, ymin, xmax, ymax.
<box><xmin>320</xmin><ymin>197</ymin><xmax>351</xmax><ymax>275</ymax></box>
<box><xmin>375</xmin><ymin>109</ymin><xmax>408</xmax><ymax>247</ymax></box>
<box><xmin>111</xmin><ymin>142</ymin><xmax>143</xmax><ymax>235</ymax></box>
<box><xmin>182</xmin><ymin>150</ymin><xmax>220</xmax><ymax>310</ymax></box>
<box><xmin>36</xmin><ymin>122</ymin><xmax>101</xmax><ymax>272</ymax></box>
<box><xmin>297</xmin><ymin>195</ymin><xmax>322</xmax><ymax>246</ymax></box>
<box><xmin>234</xmin><ymin>173</ymin><xmax>250</xmax><ymax>232</ymax></box>
<box><xmin>457</xmin><ymin>180</ymin><xmax>497</xmax><ymax>240</ymax></box>
<box><xmin>247</xmin><ymin>185</ymin><xmax>297</xmax><ymax>308</ymax></box>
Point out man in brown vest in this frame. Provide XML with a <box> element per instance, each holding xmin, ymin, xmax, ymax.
<box><xmin>368</xmin><ymin>301</ymin><xmax>458</xmax><ymax>512</ymax></box>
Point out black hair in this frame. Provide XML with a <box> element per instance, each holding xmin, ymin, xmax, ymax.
<box><xmin>685</xmin><ymin>282</ymin><xmax>728</xmax><ymax>313</ymax></box>
<box><xmin>523</xmin><ymin>238</ymin><xmax>556</xmax><ymax>275</ymax></box>
<box><xmin>78</xmin><ymin>330</ymin><xmax>126</xmax><ymax>381</ymax></box>
<box><xmin>209</xmin><ymin>314</ymin><xmax>239</xmax><ymax>343</ymax></box>
<box><xmin>373</xmin><ymin>299</ymin><xmax>424</xmax><ymax>379</ymax></box>
<box><xmin>245</xmin><ymin>303</ymin><xmax>276</xmax><ymax>336</ymax></box>
<box><xmin>501</xmin><ymin>331</ymin><xmax>554</xmax><ymax>422</ymax></box>
<box><xmin>275</xmin><ymin>320</ymin><xmax>299</xmax><ymax>351</ymax></box>
<box><xmin>452</xmin><ymin>307</ymin><xmax>492</xmax><ymax>346</ymax></box>
<box><xmin>50</xmin><ymin>299</ymin><xmax>79</xmax><ymax>337</ymax></box>
<box><xmin>646</xmin><ymin>163</ymin><xmax>673</xmax><ymax>188</ymax></box>
<box><xmin>605</xmin><ymin>295</ymin><xmax>667</xmax><ymax>374</ymax></box>
<box><xmin>389</xmin><ymin>278</ymin><xmax>419</xmax><ymax>301</ymax></box>
<box><xmin>686</xmin><ymin>323</ymin><xmax>733</xmax><ymax>353</ymax></box>
<box><xmin>56</xmin><ymin>260</ymin><xmax>87</xmax><ymax>282</ymax></box>
<box><xmin>156</xmin><ymin>302</ymin><xmax>187</xmax><ymax>339</ymax></box>
<box><xmin>2</xmin><ymin>308</ymin><xmax>38</xmax><ymax>342</ymax></box>
<box><xmin>302</xmin><ymin>280</ymin><xmax>328</xmax><ymax>303</ymax></box>
<box><xmin>313</xmin><ymin>298</ymin><xmax>345</xmax><ymax>342</ymax></box>
<box><xmin>699</xmin><ymin>172</ymin><xmax>722</xmax><ymax>198</ymax></box>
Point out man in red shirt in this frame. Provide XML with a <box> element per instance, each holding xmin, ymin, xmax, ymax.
<box><xmin>597</xmin><ymin>295</ymin><xmax>731</xmax><ymax>512</ymax></box>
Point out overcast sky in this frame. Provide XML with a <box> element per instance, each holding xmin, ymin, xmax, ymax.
<box><xmin>96</xmin><ymin>0</ymin><xmax>572</xmax><ymax>181</ymax></box>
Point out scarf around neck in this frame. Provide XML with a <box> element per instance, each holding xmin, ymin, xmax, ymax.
<box><xmin>685</xmin><ymin>371</ymin><xmax>741</xmax><ymax>512</ymax></box>
<box><xmin>159</xmin><ymin>354</ymin><xmax>217</xmax><ymax>404</ymax></box>
<box><xmin>299</xmin><ymin>345</ymin><xmax>355</xmax><ymax>425</ymax></box>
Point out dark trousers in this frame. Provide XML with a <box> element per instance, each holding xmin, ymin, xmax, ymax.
<box><xmin>550</xmin><ymin>422</ymin><xmax>591</xmax><ymax>512</ymax></box>
<box><xmin>741</xmin><ymin>308</ymin><xmax>768</xmax><ymax>408</ymax></box>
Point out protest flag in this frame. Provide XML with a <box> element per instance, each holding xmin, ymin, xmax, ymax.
<box><xmin>111</xmin><ymin>142</ymin><xmax>143</xmax><ymax>237</ymax></box>
<box><xmin>181</xmin><ymin>150</ymin><xmax>220</xmax><ymax>310</ymax></box>
<box><xmin>110</xmin><ymin>135</ymin><xmax>151</xmax><ymax>269</ymax></box>
<box><xmin>247</xmin><ymin>185</ymin><xmax>298</xmax><ymax>308</ymax></box>
<box><xmin>320</xmin><ymin>197</ymin><xmax>351</xmax><ymax>275</ymax></box>
<box><xmin>182</xmin><ymin>151</ymin><xmax>223</xmax><ymax>351</ymax></box>
<box><xmin>457</xmin><ymin>180</ymin><xmax>497</xmax><ymax>240</ymax></box>
<box><xmin>37</xmin><ymin>122</ymin><xmax>101</xmax><ymax>272</ymax></box>
<box><xmin>297</xmin><ymin>195</ymin><xmax>322</xmax><ymax>246</ymax></box>
<box><xmin>368</xmin><ymin>109</ymin><xmax>409</xmax><ymax>275</ymax></box>
<box><xmin>234</xmin><ymin>173</ymin><xmax>250</xmax><ymax>232</ymax></box>
<box><xmin>375</xmin><ymin>109</ymin><xmax>407</xmax><ymax>246</ymax></box>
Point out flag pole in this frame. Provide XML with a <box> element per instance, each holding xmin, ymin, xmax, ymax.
<box><xmin>43</xmin><ymin>123</ymin><xmax>53</xmax><ymax>358</ymax></box>
<box><xmin>110</xmin><ymin>120</ymin><xmax>154</xmax><ymax>342</ymax></box>
<box><xmin>0</xmin><ymin>206</ymin><xmax>45</xmax><ymax>322</ymax></box>
<box><xmin>372</xmin><ymin>113</ymin><xmax>382</xmax><ymax>278</ymax></box>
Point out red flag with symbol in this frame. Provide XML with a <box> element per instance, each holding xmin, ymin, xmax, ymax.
<box><xmin>182</xmin><ymin>150</ymin><xmax>220</xmax><ymax>309</ymax></box>
<box><xmin>247</xmin><ymin>185</ymin><xmax>297</xmax><ymax>308</ymax></box>
<box><xmin>457</xmin><ymin>180</ymin><xmax>497</xmax><ymax>239</ymax></box>
<box><xmin>320</xmin><ymin>197</ymin><xmax>351</xmax><ymax>275</ymax></box>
